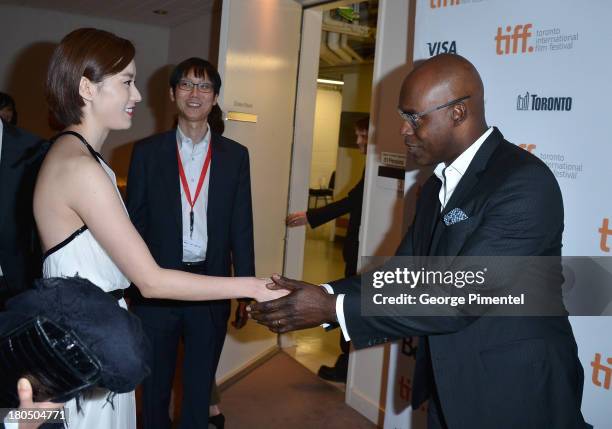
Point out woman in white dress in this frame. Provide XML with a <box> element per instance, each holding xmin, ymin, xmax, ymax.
<box><xmin>18</xmin><ymin>28</ymin><xmax>286</xmax><ymax>428</ymax></box>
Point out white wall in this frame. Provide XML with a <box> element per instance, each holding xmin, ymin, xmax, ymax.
<box><xmin>310</xmin><ymin>86</ymin><xmax>342</xmax><ymax>189</ymax></box>
<box><xmin>167</xmin><ymin>8</ymin><xmax>221</xmax><ymax>66</ymax></box>
<box><xmin>215</xmin><ymin>0</ymin><xmax>303</xmax><ymax>381</ymax></box>
<box><xmin>283</xmin><ymin>6</ymin><xmax>322</xmax><ymax>295</ymax></box>
<box><xmin>0</xmin><ymin>5</ymin><xmax>170</xmax><ymax>179</ymax></box>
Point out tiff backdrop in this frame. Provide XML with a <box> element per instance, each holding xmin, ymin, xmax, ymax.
<box><xmin>384</xmin><ymin>0</ymin><xmax>612</xmax><ymax>427</ymax></box>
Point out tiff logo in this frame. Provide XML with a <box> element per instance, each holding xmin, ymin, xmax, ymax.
<box><xmin>496</xmin><ymin>24</ymin><xmax>534</xmax><ymax>55</ymax></box>
<box><xmin>591</xmin><ymin>353</ymin><xmax>612</xmax><ymax>390</ymax></box>
<box><xmin>517</xmin><ymin>92</ymin><xmax>530</xmax><ymax>110</ymax></box>
<box><xmin>399</xmin><ymin>376</ymin><xmax>412</xmax><ymax>401</ymax></box>
<box><xmin>599</xmin><ymin>218</ymin><xmax>612</xmax><ymax>252</ymax></box>
<box><xmin>519</xmin><ymin>144</ymin><xmax>536</xmax><ymax>153</ymax></box>
<box><xmin>431</xmin><ymin>0</ymin><xmax>460</xmax><ymax>8</ymax></box>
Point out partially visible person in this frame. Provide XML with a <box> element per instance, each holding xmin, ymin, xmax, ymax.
<box><xmin>0</xmin><ymin>92</ymin><xmax>17</xmax><ymax>125</ymax></box>
<box><xmin>0</xmin><ymin>119</ymin><xmax>44</xmax><ymax>308</ymax></box>
<box><xmin>0</xmin><ymin>97</ymin><xmax>50</xmax><ymax>429</ymax></box>
<box><xmin>285</xmin><ymin>116</ymin><xmax>369</xmax><ymax>382</ymax></box>
<box><xmin>34</xmin><ymin>28</ymin><xmax>284</xmax><ymax>428</ymax></box>
<box><xmin>11</xmin><ymin>378</ymin><xmax>63</xmax><ymax>429</ymax></box>
<box><xmin>126</xmin><ymin>57</ymin><xmax>255</xmax><ymax>429</ymax></box>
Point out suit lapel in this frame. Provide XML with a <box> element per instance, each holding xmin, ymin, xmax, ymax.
<box><xmin>431</xmin><ymin>128</ymin><xmax>503</xmax><ymax>255</ymax></box>
<box><xmin>207</xmin><ymin>134</ymin><xmax>226</xmax><ymax>243</ymax></box>
<box><xmin>0</xmin><ymin>125</ymin><xmax>20</xmax><ymax>236</ymax></box>
<box><xmin>417</xmin><ymin>179</ymin><xmax>442</xmax><ymax>256</ymax></box>
<box><xmin>0</xmin><ymin>136</ymin><xmax>10</xmax><ymax>236</ymax></box>
<box><xmin>159</xmin><ymin>130</ymin><xmax>182</xmax><ymax>230</ymax></box>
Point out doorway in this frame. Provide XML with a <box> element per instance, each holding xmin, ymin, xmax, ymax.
<box><xmin>283</xmin><ymin>0</ymin><xmax>378</xmax><ymax>388</ymax></box>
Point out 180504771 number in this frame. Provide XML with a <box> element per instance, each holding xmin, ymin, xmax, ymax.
<box><xmin>3</xmin><ymin>408</ymin><xmax>67</xmax><ymax>423</ymax></box>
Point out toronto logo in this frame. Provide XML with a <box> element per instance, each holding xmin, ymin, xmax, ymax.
<box><xmin>516</xmin><ymin>92</ymin><xmax>572</xmax><ymax>111</ymax></box>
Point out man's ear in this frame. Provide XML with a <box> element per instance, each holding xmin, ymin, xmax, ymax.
<box><xmin>78</xmin><ymin>76</ymin><xmax>96</xmax><ymax>102</ymax></box>
<box><xmin>452</xmin><ymin>102</ymin><xmax>467</xmax><ymax>126</ymax></box>
<box><xmin>169</xmin><ymin>87</ymin><xmax>176</xmax><ymax>103</ymax></box>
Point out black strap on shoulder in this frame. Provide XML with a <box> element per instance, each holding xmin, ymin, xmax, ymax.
<box><xmin>53</xmin><ymin>131</ymin><xmax>102</xmax><ymax>164</ymax></box>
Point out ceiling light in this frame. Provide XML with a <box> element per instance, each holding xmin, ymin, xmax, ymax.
<box><xmin>317</xmin><ymin>78</ymin><xmax>344</xmax><ymax>85</ymax></box>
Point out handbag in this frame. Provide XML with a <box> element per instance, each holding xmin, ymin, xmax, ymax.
<box><xmin>0</xmin><ymin>316</ymin><xmax>101</xmax><ymax>407</ymax></box>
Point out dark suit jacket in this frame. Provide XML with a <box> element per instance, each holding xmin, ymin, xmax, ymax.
<box><xmin>126</xmin><ymin>129</ymin><xmax>255</xmax><ymax>285</ymax></box>
<box><xmin>0</xmin><ymin>121</ymin><xmax>44</xmax><ymax>299</ymax></box>
<box><xmin>307</xmin><ymin>171</ymin><xmax>364</xmax><ymax>276</ymax></box>
<box><xmin>330</xmin><ymin>128</ymin><xmax>588</xmax><ymax>429</ymax></box>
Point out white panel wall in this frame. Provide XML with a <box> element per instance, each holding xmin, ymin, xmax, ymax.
<box><xmin>0</xmin><ymin>5</ymin><xmax>170</xmax><ymax>179</ymax></box>
<box><xmin>167</xmin><ymin>9</ymin><xmax>221</xmax><ymax>66</ymax></box>
<box><xmin>215</xmin><ymin>0</ymin><xmax>303</xmax><ymax>381</ymax></box>
<box><xmin>283</xmin><ymin>6</ymin><xmax>322</xmax><ymax>295</ymax></box>
<box><xmin>346</xmin><ymin>0</ymin><xmax>412</xmax><ymax>425</ymax></box>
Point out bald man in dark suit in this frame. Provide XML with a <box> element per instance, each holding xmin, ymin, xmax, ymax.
<box><xmin>250</xmin><ymin>54</ymin><xmax>590</xmax><ymax>429</ymax></box>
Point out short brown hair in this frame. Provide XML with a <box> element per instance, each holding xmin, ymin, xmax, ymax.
<box><xmin>46</xmin><ymin>28</ymin><xmax>135</xmax><ymax>126</ymax></box>
<box><xmin>355</xmin><ymin>116</ymin><xmax>370</xmax><ymax>131</ymax></box>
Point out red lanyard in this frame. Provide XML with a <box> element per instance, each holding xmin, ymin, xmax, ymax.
<box><xmin>177</xmin><ymin>141</ymin><xmax>212</xmax><ymax>237</ymax></box>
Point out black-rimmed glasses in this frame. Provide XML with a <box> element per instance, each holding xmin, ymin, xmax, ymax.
<box><xmin>177</xmin><ymin>80</ymin><xmax>214</xmax><ymax>93</ymax></box>
<box><xmin>398</xmin><ymin>95</ymin><xmax>471</xmax><ymax>129</ymax></box>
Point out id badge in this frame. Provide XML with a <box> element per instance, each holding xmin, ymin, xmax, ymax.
<box><xmin>183</xmin><ymin>238</ymin><xmax>203</xmax><ymax>256</ymax></box>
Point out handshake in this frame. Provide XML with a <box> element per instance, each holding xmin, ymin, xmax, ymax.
<box><xmin>248</xmin><ymin>275</ymin><xmax>338</xmax><ymax>333</ymax></box>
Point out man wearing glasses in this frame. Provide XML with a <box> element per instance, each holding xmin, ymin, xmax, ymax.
<box><xmin>126</xmin><ymin>58</ymin><xmax>254</xmax><ymax>429</ymax></box>
<box><xmin>250</xmin><ymin>54</ymin><xmax>589</xmax><ymax>428</ymax></box>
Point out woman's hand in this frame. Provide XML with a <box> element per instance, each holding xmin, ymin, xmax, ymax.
<box><xmin>251</xmin><ymin>277</ymin><xmax>290</xmax><ymax>302</ymax></box>
<box><xmin>16</xmin><ymin>378</ymin><xmax>64</xmax><ymax>429</ymax></box>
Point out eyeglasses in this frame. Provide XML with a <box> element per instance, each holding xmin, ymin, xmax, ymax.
<box><xmin>177</xmin><ymin>80</ymin><xmax>214</xmax><ymax>93</ymax></box>
<box><xmin>398</xmin><ymin>95</ymin><xmax>471</xmax><ymax>129</ymax></box>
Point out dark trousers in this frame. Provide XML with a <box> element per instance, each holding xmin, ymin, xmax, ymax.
<box><xmin>132</xmin><ymin>263</ymin><xmax>230</xmax><ymax>429</ymax></box>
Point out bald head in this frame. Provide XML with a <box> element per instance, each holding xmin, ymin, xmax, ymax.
<box><xmin>401</xmin><ymin>54</ymin><xmax>484</xmax><ymax>120</ymax></box>
<box><xmin>399</xmin><ymin>54</ymin><xmax>488</xmax><ymax>166</ymax></box>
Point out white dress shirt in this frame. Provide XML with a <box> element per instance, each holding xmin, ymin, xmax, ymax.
<box><xmin>434</xmin><ymin>127</ymin><xmax>493</xmax><ymax>210</ymax></box>
<box><xmin>177</xmin><ymin>126</ymin><xmax>211</xmax><ymax>262</ymax></box>
<box><xmin>328</xmin><ymin>127</ymin><xmax>494</xmax><ymax>342</ymax></box>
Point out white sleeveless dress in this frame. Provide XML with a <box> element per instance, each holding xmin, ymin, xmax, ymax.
<box><xmin>42</xmin><ymin>134</ymin><xmax>136</xmax><ymax>428</ymax></box>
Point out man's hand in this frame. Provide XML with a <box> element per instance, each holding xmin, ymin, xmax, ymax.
<box><xmin>247</xmin><ymin>275</ymin><xmax>336</xmax><ymax>333</ymax></box>
<box><xmin>16</xmin><ymin>378</ymin><xmax>63</xmax><ymax>429</ymax></box>
<box><xmin>232</xmin><ymin>301</ymin><xmax>250</xmax><ymax>329</ymax></box>
<box><xmin>286</xmin><ymin>212</ymin><xmax>307</xmax><ymax>227</ymax></box>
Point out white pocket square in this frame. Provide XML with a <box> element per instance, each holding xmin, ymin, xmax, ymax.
<box><xmin>443</xmin><ymin>208</ymin><xmax>469</xmax><ymax>226</ymax></box>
